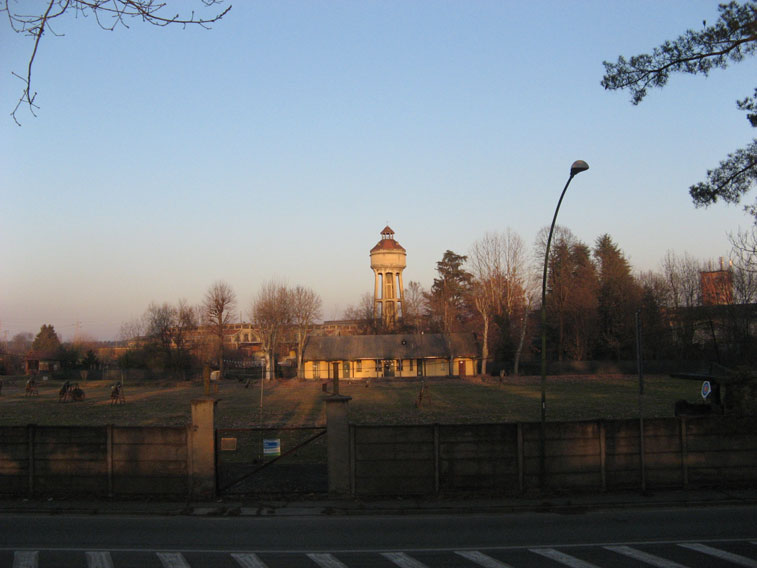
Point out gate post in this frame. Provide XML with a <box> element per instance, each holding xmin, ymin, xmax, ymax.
<box><xmin>325</xmin><ymin>394</ymin><xmax>352</xmax><ymax>497</ymax></box>
<box><xmin>190</xmin><ymin>398</ymin><xmax>217</xmax><ymax>499</ymax></box>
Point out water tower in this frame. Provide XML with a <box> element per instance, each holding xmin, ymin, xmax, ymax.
<box><xmin>370</xmin><ymin>226</ymin><xmax>406</xmax><ymax>328</ymax></box>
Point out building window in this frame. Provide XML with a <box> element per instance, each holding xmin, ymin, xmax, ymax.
<box><xmin>356</xmin><ymin>360</ymin><xmax>362</xmax><ymax>373</ymax></box>
<box><xmin>312</xmin><ymin>361</ymin><xmax>320</xmax><ymax>379</ymax></box>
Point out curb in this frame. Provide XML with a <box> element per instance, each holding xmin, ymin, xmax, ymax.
<box><xmin>2</xmin><ymin>489</ymin><xmax>757</xmax><ymax>517</ymax></box>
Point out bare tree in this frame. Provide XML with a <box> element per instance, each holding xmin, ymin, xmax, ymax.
<box><xmin>250</xmin><ymin>280</ymin><xmax>291</xmax><ymax>381</ymax></box>
<box><xmin>118</xmin><ymin>316</ymin><xmax>144</xmax><ymax>343</ymax></box>
<box><xmin>402</xmin><ymin>281</ymin><xmax>427</xmax><ymax>333</ymax></box>
<box><xmin>469</xmin><ymin>230</ymin><xmax>527</xmax><ymax>374</ymax></box>
<box><xmin>290</xmin><ymin>285</ymin><xmax>322</xmax><ymax>379</ymax></box>
<box><xmin>4</xmin><ymin>0</ymin><xmax>231</xmax><ymax>125</ymax></box>
<box><xmin>730</xmin><ymin>226</ymin><xmax>757</xmax><ymax>303</ymax></box>
<box><xmin>7</xmin><ymin>332</ymin><xmax>33</xmax><ymax>355</ymax></box>
<box><xmin>203</xmin><ymin>280</ymin><xmax>236</xmax><ymax>378</ymax></box>
<box><xmin>145</xmin><ymin>302</ymin><xmax>176</xmax><ymax>353</ymax></box>
<box><xmin>343</xmin><ymin>292</ymin><xmax>379</xmax><ymax>334</ymax></box>
<box><xmin>661</xmin><ymin>250</ymin><xmax>702</xmax><ymax>308</ymax></box>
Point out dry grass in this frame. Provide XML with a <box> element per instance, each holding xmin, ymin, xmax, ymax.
<box><xmin>0</xmin><ymin>374</ymin><xmax>700</xmax><ymax>428</ymax></box>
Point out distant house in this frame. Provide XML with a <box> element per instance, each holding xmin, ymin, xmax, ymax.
<box><xmin>24</xmin><ymin>351</ymin><xmax>61</xmax><ymax>375</ymax></box>
<box><xmin>302</xmin><ymin>333</ymin><xmax>478</xmax><ymax>380</ymax></box>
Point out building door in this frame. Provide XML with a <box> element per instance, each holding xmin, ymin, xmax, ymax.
<box><xmin>458</xmin><ymin>360</ymin><xmax>466</xmax><ymax>377</ymax></box>
<box><xmin>343</xmin><ymin>362</ymin><xmax>351</xmax><ymax>379</ymax></box>
<box><xmin>383</xmin><ymin>360</ymin><xmax>395</xmax><ymax>377</ymax></box>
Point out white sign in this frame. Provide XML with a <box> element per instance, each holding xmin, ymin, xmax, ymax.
<box><xmin>701</xmin><ymin>380</ymin><xmax>712</xmax><ymax>399</ymax></box>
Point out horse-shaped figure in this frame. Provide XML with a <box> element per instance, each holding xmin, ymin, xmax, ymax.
<box><xmin>110</xmin><ymin>382</ymin><xmax>125</xmax><ymax>405</ymax></box>
<box><xmin>58</xmin><ymin>381</ymin><xmax>72</xmax><ymax>402</ymax></box>
<box><xmin>70</xmin><ymin>383</ymin><xmax>85</xmax><ymax>402</ymax></box>
<box><xmin>25</xmin><ymin>378</ymin><xmax>39</xmax><ymax>397</ymax></box>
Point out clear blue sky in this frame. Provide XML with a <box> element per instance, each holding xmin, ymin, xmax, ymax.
<box><xmin>1</xmin><ymin>1</ymin><xmax>755</xmax><ymax>341</ymax></box>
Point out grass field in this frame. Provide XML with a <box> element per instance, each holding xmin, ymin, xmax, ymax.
<box><xmin>0</xmin><ymin>374</ymin><xmax>699</xmax><ymax>428</ymax></box>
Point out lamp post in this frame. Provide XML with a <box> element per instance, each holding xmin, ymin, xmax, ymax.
<box><xmin>539</xmin><ymin>159</ymin><xmax>589</xmax><ymax>489</ymax></box>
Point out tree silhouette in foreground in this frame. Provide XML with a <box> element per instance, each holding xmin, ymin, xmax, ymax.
<box><xmin>4</xmin><ymin>0</ymin><xmax>231</xmax><ymax>125</ymax></box>
<box><xmin>602</xmin><ymin>1</ymin><xmax>757</xmax><ymax>218</ymax></box>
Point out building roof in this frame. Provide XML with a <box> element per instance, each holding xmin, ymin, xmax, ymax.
<box><xmin>370</xmin><ymin>238</ymin><xmax>406</xmax><ymax>253</ymax></box>
<box><xmin>370</xmin><ymin>225</ymin><xmax>406</xmax><ymax>253</ymax></box>
<box><xmin>24</xmin><ymin>350</ymin><xmax>59</xmax><ymax>361</ymax></box>
<box><xmin>303</xmin><ymin>333</ymin><xmax>478</xmax><ymax>361</ymax></box>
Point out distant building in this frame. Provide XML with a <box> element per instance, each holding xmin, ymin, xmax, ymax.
<box><xmin>371</xmin><ymin>226</ymin><xmax>407</xmax><ymax>329</ymax></box>
<box><xmin>301</xmin><ymin>332</ymin><xmax>478</xmax><ymax>380</ymax></box>
<box><xmin>24</xmin><ymin>351</ymin><xmax>61</xmax><ymax>375</ymax></box>
<box><xmin>701</xmin><ymin>259</ymin><xmax>733</xmax><ymax>306</ymax></box>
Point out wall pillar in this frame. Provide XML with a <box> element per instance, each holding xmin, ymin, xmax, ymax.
<box><xmin>325</xmin><ymin>394</ymin><xmax>352</xmax><ymax>497</ymax></box>
<box><xmin>190</xmin><ymin>398</ymin><xmax>217</xmax><ymax>499</ymax></box>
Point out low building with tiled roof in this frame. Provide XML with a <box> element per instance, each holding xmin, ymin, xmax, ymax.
<box><xmin>24</xmin><ymin>351</ymin><xmax>61</xmax><ymax>375</ymax></box>
<box><xmin>301</xmin><ymin>332</ymin><xmax>478</xmax><ymax>379</ymax></box>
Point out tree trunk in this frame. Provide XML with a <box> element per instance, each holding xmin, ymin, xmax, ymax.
<box><xmin>296</xmin><ymin>329</ymin><xmax>305</xmax><ymax>379</ymax></box>
<box><xmin>513</xmin><ymin>298</ymin><xmax>531</xmax><ymax>376</ymax></box>
<box><xmin>217</xmin><ymin>332</ymin><xmax>224</xmax><ymax>379</ymax></box>
<box><xmin>480</xmin><ymin>314</ymin><xmax>489</xmax><ymax>375</ymax></box>
<box><xmin>264</xmin><ymin>350</ymin><xmax>273</xmax><ymax>381</ymax></box>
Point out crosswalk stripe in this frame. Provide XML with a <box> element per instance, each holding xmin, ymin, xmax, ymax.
<box><xmin>86</xmin><ymin>551</ymin><xmax>114</xmax><ymax>568</ymax></box>
<box><xmin>307</xmin><ymin>553</ymin><xmax>349</xmax><ymax>568</ymax></box>
<box><xmin>529</xmin><ymin>548</ymin><xmax>601</xmax><ymax>568</ymax></box>
<box><xmin>455</xmin><ymin>550</ymin><xmax>515</xmax><ymax>567</ymax></box>
<box><xmin>381</xmin><ymin>552</ymin><xmax>430</xmax><ymax>568</ymax></box>
<box><xmin>13</xmin><ymin>551</ymin><xmax>38</xmax><ymax>568</ymax></box>
<box><xmin>157</xmin><ymin>552</ymin><xmax>192</xmax><ymax>568</ymax></box>
<box><xmin>231</xmin><ymin>552</ymin><xmax>269</xmax><ymax>568</ymax></box>
<box><xmin>679</xmin><ymin>543</ymin><xmax>757</xmax><ymax>567</ymax></box>
<box><xmin>605</xmin><ymin>545</ymin><xmax>688</xmax><ymax>567</ymax></box>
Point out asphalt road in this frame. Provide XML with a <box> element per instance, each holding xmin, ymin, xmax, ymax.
<box><xmin>2</xmin><ymin>506</ymin><xmax>757</xmax><ymax>567</ymax></box>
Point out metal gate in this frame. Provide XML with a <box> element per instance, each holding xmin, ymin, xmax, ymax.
<box><xmin>215</xmin><ymin>426</ymin><xmax>327</xmax><ymax>496</ymax></box>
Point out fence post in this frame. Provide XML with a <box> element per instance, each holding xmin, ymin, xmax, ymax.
<box><xmin>517</xmin><ymin>423</ymin><xmax>524</xmax><ymax>494</ymax></box>
<box><xmin>107</xmin><ymin>424</ymin><xmax>113</xmax><ymax>498</ymax></box>
<box><xmin>190</xmin><ymin>398</ymin><xmax>217</xmax><ymax>499</ymax></box>
<box><xmin>27</xmin><ymin>424</ymin><xmax>35</xmax><ymax>497</ymax></box>
<box><xmin>639</xmin><ymin>415</ymin><xmax>647</xmax><ymax>493</ymax></box>
<box><xmin>325</xmin><ymin>394</ymin><xmax>352</xmax><ymax>497</ymax></box>
<box><xmin>680</xmin><ymin>417</ymin><xmax>688</xmax><ymax>489</ymax></box>
<box><xmin>599</xmin><ymin>421</ymin><xmax>606</xmax><ymax>492</ymax></box>
<box><xmin>433</xmin><ymin>424</ymin><xmax>440</xmax><ymax>495</ymax></box>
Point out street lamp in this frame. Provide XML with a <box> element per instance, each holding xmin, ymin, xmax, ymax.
<box><xmin>539</xmin><ymin>159</ymin><xmax>589</xmax><ymax>489</ymax></box>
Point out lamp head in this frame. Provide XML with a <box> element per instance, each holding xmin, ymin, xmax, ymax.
<box><xmin>570</xmin><ymin>160</ymin><xmax>589</xmax><ymax>176</ymax></box>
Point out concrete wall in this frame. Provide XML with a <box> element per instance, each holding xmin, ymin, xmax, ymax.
<box><xmin>350</xmin><ymin>415</ymin><xmax>757</xmax><ymax>497</ymax></box>
<box><xmin>0</xmin><ymin>425</ymin><xmax>191</xmax><ymax>497</ymax></box>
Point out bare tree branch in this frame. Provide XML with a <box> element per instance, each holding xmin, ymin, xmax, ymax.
<box><xmin>3</xmin><ymin>0</ymin><xmax>231</xmax><ymax>124</ymax></box>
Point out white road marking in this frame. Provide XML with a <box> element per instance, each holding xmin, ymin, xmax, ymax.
<box><xmin>86</xmin><ymin>551</ymin><xmax>114</xmax><ymax>568</ymax></box>
<box><xmin>679</xmin><ymin>543</ymin><xmax>757</xmax><ymax>567</ymax></box>
<box><xmin>455</xmin><ymin>550</ymin><xmax>515</xmax><ymax>567</ymax></box>
<box><xmin>307</xmin><ymin>553</ymin><xmax>349</xmax><ymax>568</ymax></box>
<box><xmin>13</xmin><ymin>551</ymin><xmax>38</xmax><ymax>568</ymax></box>
<box><xmin>529</xmin><ymin>548</ymin><xmax>601</xmax><ymax>568</ymax></box>
<box><xmin>381</xmin><ymin>552</ymin><xmax>430</xmax><ymax>568</ymax></box>
<box><xmin>231</xmin><ymin>553</ymin><xmax>269</xmax><ymax>568</ymax></box>
<box><xmin>605</xmin><ymin>545</ymin><xmax>689</xmax><ymax>567</ymax></box>
<box><xmin>157</xmin><ymin>552</ymin><xmax>192</xmax><ymax>568</ymax></box>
